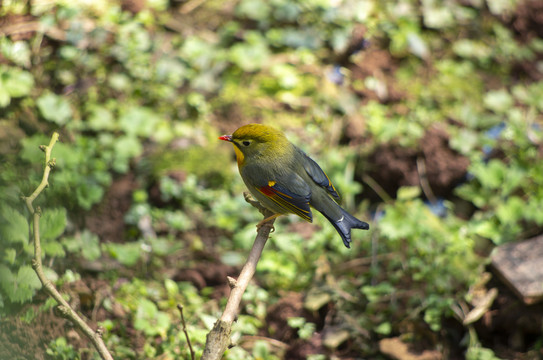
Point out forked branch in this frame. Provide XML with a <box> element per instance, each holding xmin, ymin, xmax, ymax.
<box><xmin>23</xmin><ymin>132</ymin><xmax>114</xmax><ymax>360</ymax></box>
<box><xmin>201</xmin><ymin>194</ymin><xmax>276</xmax><ymax>360</ymax></box>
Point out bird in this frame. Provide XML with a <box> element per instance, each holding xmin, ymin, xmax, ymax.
<box><xmin>219</xmin><ymin>123</ymin><xmax>369</xmax><ymax>248</ymax></box>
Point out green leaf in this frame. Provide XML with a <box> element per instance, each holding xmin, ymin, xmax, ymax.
<box><xmin>375</xmin><ymin>322</ymin><xmax>392</xmax><ymax>335</ymax></box>
<box><xmin>0</xmin><ymin>265</ymin><xmax>14</xmax><ymax>291</ymax></box>
<box><xmin>0</xmin><ymin>66</ymin><xmax>34</xmax><ymax>107</ymax></box>
<box><xmin>164</xmin><ymin>278</ymin><xmax>178</xmax><ymax>298</ymax></box>
<box><xmin>483</xmin><ymin>89</ymin><xmax>513</xmax><ymax>114</ymax></box>
<box><xmin>472</xmin><ymin>220</ymin><xmax>500</xmax><ymax>242</ymax></box>
<box><xmin>0</xmin><ymin>265</ymin><xmax>41</xmax><ymax>303</ymax></box>
<box><xmin>20</xmin><ymin>134</ymin><xmax>53</xmax><ymax>165</ymax></box>
<box><xmin>112</xmin><ymin>135</ymin><xmax>143</xmax><ymax>173</ymax></box>
<box><xmin>473</xmin><ymin>159</ymin><xmax>506</xmax><ymax>189</ymax></box>
<box><xmin>0</xmin><ymin>86</ymin><xmax>10</xmax><ymax>107</ymax></box>
<box><xmin>466</xmin><ymin>346</ymin><xmax>504</xmax><ymax>360</ymax></box>
<box><xmin>43</xmin><ymin>241</ymin><xmax>66</xmax><ymax>258</ymax></box>
<box><xmin>37</xmin><ymin>92</ymin><xmax>73</xmax><ymax>125</ymax></box>
<box><xmin>422</xmin><ymin>2</ymin><xmax>454</xmax><ymax>29</ymax></box>
<box><xmin>148</xmin><ymin>237</ymin><xmax>176</xmax><ymax>256</ymax></box>
<box><xmin>4</xmin><ymin>68</ymin><xmax>34</xmax><ymax>97</ymax></box>
<box><xmin>453</xmin><ymin>39</ymin><xmax>491</xmax><ymax>61</ymax></box>
<box><xmin>236</xmin><ymin>0</ymin><xmax>271</xmax><ymax>21</ymax></box>
<box><xmin>41</xmin><ymin>208</ymin><xmax>67</xmax><ymax>241</ymax></box>
<box><xmin>105</xmin><ymin>242</ymin><xmax>142</xmax><ymax>266</ymax></box>
<box><xmin>450</xmin><ymin>129</ymin><xmax>480</xmax><ymax>154</ymax></box>
<box><xmin>62</xmin><ymin>230</ymin><xmax>101</xmax><ymax>261</ymax></box>
<box><xmin>229</xmin><ymin>32</ymin><xmax>271</xmax><ymax>72</ymax></box>
<box><xmin>81</xmin><ymin>231</ymin><xmax>101</xmax><ymax>261</ymax></box>
<box><xmin>134</xmin><ymin>299</ymin><xmax>171</xmax><ymax>337</ymax></box>
<box><xmin>0</xmin><ymin>204</ymin><xmax>29</xmax><ymax>245</ymax></box>
<box><xmin>362</xmin><ymin>282</ymin><xmax>395</xmax><ymax>303</ymax></box>
<box><xmin>304</xmin><ymin>289</ymin><xmax>332</xmax><ymax>311</ymax></box>
<box><xmin>496</xmin><ymin>196</ymin><xmax>524</xmax><ymax>225</ymax></box>
<box><xmin>76</xmin><ymin>182</ymin><xmax>105</xmax><ymax>210</ymax></box>
<box><xmin>119</xmin><ymin>107</ymin><xmax>159</xmax><ymax>136</ymax></box>
<box><xmin>1</xmin><ymin>39</ymin><xmax>31</xmax><ymax>67</ymax></box>
<box><xmin>287</xmin><ymin>317</ymin><xmax>316</xmax><ymax>340</ymax></box>
<box><xmin>88</xmin><ymin>107</ymin><xmax>116</xmax><ymax>131</ymax></box>
<box><xmin>17</xmin><ymin>266</ymin><xmax>41</xmax><ymax>289</ymax></box>
<box><xmin>397</xmin><ymin>186</ymin><xmax>421</xmax><ymax>200</ymax></box>
<box><xmin>3</xmin><ymin>248</ymin><xmax>16</xmax><ymax>264</ymax></box>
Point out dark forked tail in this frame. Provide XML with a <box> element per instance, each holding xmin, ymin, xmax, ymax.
<box><xmin>322</xmin><ymin>207</ymin><xmax>369</xmax><ymax>248</ymax></box>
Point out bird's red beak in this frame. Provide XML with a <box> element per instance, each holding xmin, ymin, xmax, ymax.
<box><xmin>218</xmin><ymin>135</ymin><xmax>232</xmax><ymax>142</ymax></box>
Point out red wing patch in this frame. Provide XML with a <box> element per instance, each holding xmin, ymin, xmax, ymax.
<box><xmin>258</xmin><ymin>182</ymin><xmax>312</xmax><ymax>222</ymax></box>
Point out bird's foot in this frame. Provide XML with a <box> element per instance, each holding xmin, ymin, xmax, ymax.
<box><xmin>256</xmin><ymin>213</ymin><xmax>281</xmax><ymax>232</ymax></box>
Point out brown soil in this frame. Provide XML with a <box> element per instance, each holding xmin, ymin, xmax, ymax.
<box><xmin>263</xmin><ymin>292</ymin><xmax>324</xmax><ymax>359</ymax></box>
<box><xmin>511</xmin><ymin>0</ymin><xmax>543</xmax><ymax>40</ymax></box>
<box><xmin>85</xmin><ymin>173</ymin><xmax>137</xmax><ymax>243</ymax></box>
<box><xmin>0</xmin><ymin>302</ymin><xmax>88</xmax><ymax>360</ymax></box>
<box><xmin>509</xmin><ymin>0</ymin><xmax>543</xmax><ymax>81</ymax></box>
<box><xmin>264</xmin><ymin>292</ymin><xmax>308</xmax><ymax>342</ymax></box>
<box><xmin>173</xmin><ymin>260</ymin><xmax>237</xmax><ymax>300</ymax></box>
<box><xmin>0</xmin><ymin>276</ymin><xmax>119</xmax><ymax>360</ymax></box>
<box><xmin>349</xmin><ymin>46</ymin><xmax>405</xmax><ymax>103</ymax></box>
<box><xmin>362</xmin><ymin>126</ymin><xmax>469</xmax><ymax>201</ymax></box>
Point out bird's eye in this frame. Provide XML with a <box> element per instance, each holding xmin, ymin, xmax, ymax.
<box><xmin>242</xmin><ymin>140</ymin><xmax>251</xmax><ymax>146</ymax></box>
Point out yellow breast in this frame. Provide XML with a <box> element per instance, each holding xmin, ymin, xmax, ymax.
<box><xmin>233</xmin><ymin>145</ymin><xmax>245</xmax><ymax>167</ymax></box>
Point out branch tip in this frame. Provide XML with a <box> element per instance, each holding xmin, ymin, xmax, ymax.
<box><xmin>177</xmin><ymin>303</ymin><xmax>195</xmax><ymax>360</ymax></box>
<box><xmin>96</xmin><ymin>326</ymin><xmax>104</xmax><ymax>337</ymax></box>
<box><xmin>227</xmin><ymin>276</ymin><xmax>237</xmax><ymax>289</ymax></box>
<box><xmin>39</xmin><ymin>145</ymin><xmax>46</xmax><ymax>152</ymax></box>
<box><xmin>57</xmin><ymin>305</ymin><xmax>71</xmax><ymax>319</ymax></box>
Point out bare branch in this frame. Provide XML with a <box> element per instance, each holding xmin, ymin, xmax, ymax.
<box><xmin>23</xmin><ymin>132</ymin><xmax>114</xmax><ymax>360</ymax></box>
<box><xmin>177</xmin><ymin>304</ymin><xmax>195</xmax><ymax>360</ymax></box>
<box><xmin>201</xmin><ymin>199</ymin><xmax>276</xmax><ymax>360</ymax></box>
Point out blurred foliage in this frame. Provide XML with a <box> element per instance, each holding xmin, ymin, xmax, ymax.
<box><xmin>0</xmin><ymin>0</ymin><xmax>542</xmax><ymax>359</ymax></box>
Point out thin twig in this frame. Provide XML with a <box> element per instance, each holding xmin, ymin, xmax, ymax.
<box><xmin>201</xmin><ymin>200</ymin><xmax>276</xmax><ymax>360</ymax></box>
<box><xmin>177</xmin><ymin>304</ymin><xmax>195</xmax><ymax>360</ymax></box>
<box><xmin>239</xmin><ymin>335</ymin><xmax>289</xmax><ymax>350</ymax></box>
<box><xmin>179</xmin><ymin>0</ymin><xmax>207</xmax><ymax>14</ymax></box>
<box><xmin>23</xmin><ymin>133</ymin><xmax>114</xmax><ymax>360</ymax></box>
<box><xmin>0</xmin><ymin>21</ymin><xmax>67</xmax><ymax>41</ymax></box>
<box><xmin>219</xmin><ymin>216</ymin><xmax>273</xmax><ymax>324</ymax></box>
<box><xmin>362</xmin><ymin>174</ymin><xmax>393</xmax><ymax>203</ymax></box>
<box><xmin>416</xmin><ymin>156</ymin><xmax>437</xmax><ymax>204</ymax></box>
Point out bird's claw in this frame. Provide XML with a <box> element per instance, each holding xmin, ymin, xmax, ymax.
<box><xmin>256</xmin><ymin>214</ymin><xmax>280</xmax><ymax>232</ymax></box>
<box><xmin>256</xmin><ymin>222</ymin><xmax>274</xmax><ymax>232</ymax></box>
<box><xmin>256</xmin><ymin>223</ymin><xmax>275</xmax><ymax>233</ymax></box>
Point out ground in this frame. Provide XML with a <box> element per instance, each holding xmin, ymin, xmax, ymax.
<box><xmin>3</xmin><ymin>1</ymin><xmax>543</xmax><ymax>359</ymax></box>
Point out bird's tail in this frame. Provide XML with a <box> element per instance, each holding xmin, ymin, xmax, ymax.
<box><xmin>322</xmin><ymin>207</ymin><xmax>369</xmax><ymax>248</ymax></box>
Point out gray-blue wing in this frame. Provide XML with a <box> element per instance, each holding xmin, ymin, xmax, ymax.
<box><xmin>298</xmin><ymin>149</ymin><xmax>340</xmax><ymax>199</ymax></box>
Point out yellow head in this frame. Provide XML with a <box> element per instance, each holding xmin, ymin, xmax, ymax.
<box><xmin>219</xmin><ymin>124</ymin><xmax>291</xmax><ymax>167</ymax></box>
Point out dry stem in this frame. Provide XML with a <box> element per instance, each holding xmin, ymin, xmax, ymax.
<box><xmin>177</xmin><ymin>304</ymin><xmax>195</xmax><ymax>360</ymax></box>
<box><xmin>23</xmin><ymin>133</ymin><xmax>114</xmax><ymax>360</ymax></box>
<box><xmin>201</xmin><ymin>196</ymin><xmax>275</xmax><ymax>360</ymax></box>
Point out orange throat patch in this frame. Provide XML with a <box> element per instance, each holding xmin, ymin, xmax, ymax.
<box><xmin>233</xmin><ymin>145</ymin><xmax>245</xmax><ymax>167</ymax></box>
